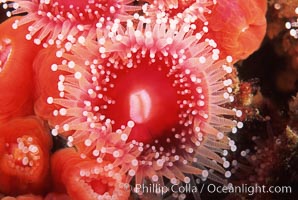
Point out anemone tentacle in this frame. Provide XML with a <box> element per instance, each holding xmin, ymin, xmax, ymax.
<box><xmin>2</xmin><ymin>0</ymin><xmax>140</xmax><ymax>46</ymax></box>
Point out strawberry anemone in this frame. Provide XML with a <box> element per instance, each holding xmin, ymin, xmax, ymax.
<box><xmin>51</xmin><ymin>148</ymin><xmax>130</xmax><ymax>200</ymax></box>
<box><xmin>2</xmin><ymin>0</ymin><xmax>139</xmax><ymax>46</ymax></box>
<box><xmin>0</xmin><ymin>117</ymin><xmax>52</xmax><ymax>195</ymax></box>
<box><xmin>201</xmin><ymin>0</ymin><xmax>268</xmax><ymax>61</ymax></box>
<box><xmin>142</xmin><ymin>0</ymin><xmax>267</xmax><ymax>62</ymax></box>
<box><xmin>34</xmin><ymin>21</ymin><xmax>243</xmax><ymax>185</ymax></box>
<box><xmin>0</xmin><ymin>17</ymin><xmax>41</xmax><ymax>122</ymax></box>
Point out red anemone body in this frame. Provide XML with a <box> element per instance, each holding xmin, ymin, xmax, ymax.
<box><xmin>0</xmin><ymin>117</ymin><xmax>52</xmax><ymax>195</ymax></box>
<box><xmin>0</xmin><ymin>17</ymin><xmax>41</xmax><ymax>122</ymax></box>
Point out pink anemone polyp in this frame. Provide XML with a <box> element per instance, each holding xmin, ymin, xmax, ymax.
<box><xmin>36</xmin><ymin>20</ymin><xmax>242</xmax><ymax>185</ymax></box>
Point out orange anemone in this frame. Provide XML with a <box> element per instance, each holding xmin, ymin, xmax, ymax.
<box><xmin>33</xmin><ymin>46</ymin><xmax>69</xmax><ymax>127</ymax></box>
<box><xmin>0</xmin><ymin>117</ymin><xmax>52</xmax><ymax>195</ymax></box>
<box><xmin>0</xmin><ymin>17</ymin><xmax>41</xmax><ymax>122</ymax></box>
<box><xmin>205</xmin><ymin>0</ymin><xmax>267</xmax><ymax>62</ymax></box>
<box><xmin>51</xmin><ymin>148</ymin><xmax>130</xmax><ymax>200</ymax></box>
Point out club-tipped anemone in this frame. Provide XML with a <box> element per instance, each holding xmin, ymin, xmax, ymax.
<box><xmin>35</xmin><ymin>20</ymin><xmax>243</xmax><ymax>186</ymax></box>
<box><xmin>2</xmin><ymin>0</ymin><xmax>139</xmax><ymax>46</ymax></box>
<box><xmin>0</xmin><ymin>117</ymin><xmax>52</xmax><ymax>195</ymax></box>
<box><xmin>0</xmin><ymin>17</ymin><xmax>41</xmax><ymax>122</ymax></box>
<box><xmin>203</xmin><ymin>0</ymin><xmax>267</xmax><ymax>61</ymax></box>
<box><xmin>51</xmin><ymin>148</ymin><xmax>130</xmax><ymax>200</ymax></box>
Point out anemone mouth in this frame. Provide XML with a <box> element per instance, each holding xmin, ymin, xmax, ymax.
<box><xmin>88</xmin><ymin>179</ymin><xmax>113</xmax><ymax>195</ymax></box>
<box><xmin>78</xmin><ymin>173</ymin><xmax>116</xmax><ymax>197</ymax></box>
<box><xmin>3</xmin><ymin>135</ymin><xmax>42</xmax><ymax>178</ymax></box>
<box><xmin>77</xmin><ymin>171</ymin><xmax>118</xmax><ymax>198</ymax></box>
<box><xmin>97</xmin><ymin>51</ymin><xmax>197</xmax><ymax>144</ymax></box>
<box><xmin>0</xmin><ymin>38</ymin><xmax>12</xmax><ymax>72</ymax></box>
<box><xmin>66</xmin><ymin>161</ymin><xmax>129</xmax><ymax>200</ymax></box>
<box><xmin>203</xmin><ymin>0</ymin><xmax>267</xmax><ymax>61</ymax></box>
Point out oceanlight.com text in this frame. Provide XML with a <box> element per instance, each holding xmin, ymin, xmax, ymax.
<box><xmin>206</xmin><ymin>183</ymin><xmax>292</xmax><ymax>196</ymax></box>
<box><xmin>132</xmin><ymin>183</ymin><xmax>292</xmax><ymax>196</ymax></box>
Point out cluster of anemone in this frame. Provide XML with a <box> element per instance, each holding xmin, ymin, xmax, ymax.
<box><xmin>0</xmin><ymin>0</ymin><xmax>267</xmax><ymax>199</ymax></box>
